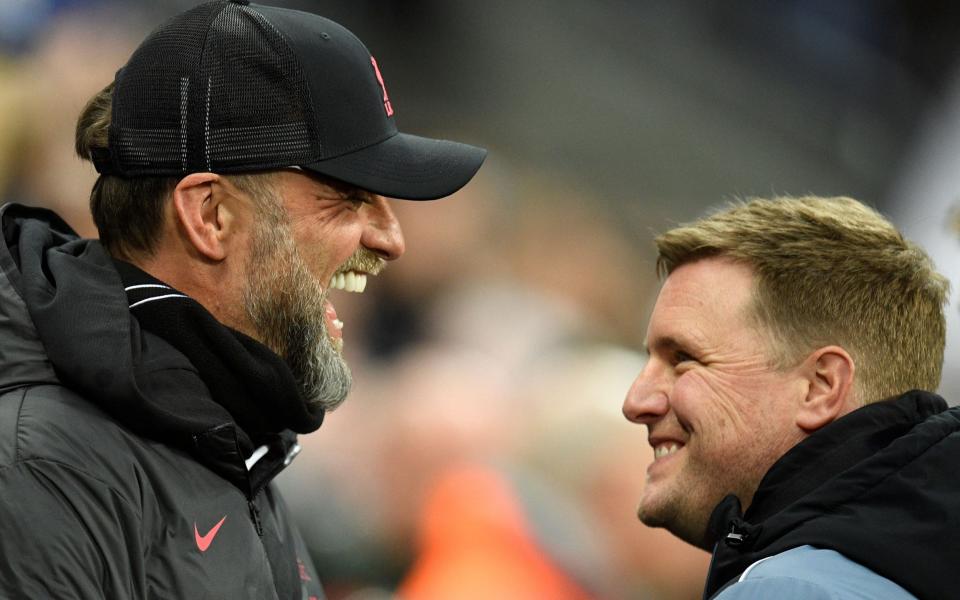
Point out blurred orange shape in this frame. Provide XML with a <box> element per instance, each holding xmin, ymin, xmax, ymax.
<box><xmin>399</xmin><ymin>464</ymin><xmax>594</xmax><ymax>600</ymax></box>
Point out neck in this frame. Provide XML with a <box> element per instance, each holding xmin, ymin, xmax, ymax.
<box><xmin>128</xmin><ymin>250</ymin><xmax>258</xmax><ymax>341</ymax></box>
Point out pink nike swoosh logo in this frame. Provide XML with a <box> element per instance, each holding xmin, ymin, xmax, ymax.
<box><xmin>194</xmin><ymin>515</ymin><xmax>227</xmax><ymax>552</ymax></box>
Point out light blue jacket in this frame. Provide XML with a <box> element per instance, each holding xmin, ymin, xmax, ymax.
<box><xmin>715</xmin><ymin>546</ymin><xmax>916</xmax><ymax>599</ymax></box>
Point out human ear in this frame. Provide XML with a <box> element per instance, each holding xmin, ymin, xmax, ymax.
<box><xmin>170</xmin><ymin>172</ymin><xmax>228</xmax><ymax>261</ymax></box>
<box><xmin>795</xmin><ymin>346</ymin><xmax>856</xmax><ymax>433</ymax></box>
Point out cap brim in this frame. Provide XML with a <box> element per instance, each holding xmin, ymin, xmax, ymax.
<box><xmin>300</xmin><ymin>132</ymin><xmax>486</xmax><ymax>200</ymax></box>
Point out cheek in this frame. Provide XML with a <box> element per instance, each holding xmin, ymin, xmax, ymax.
<box><xmin>672</xmin><ymin>370</ymin><xmax>760</xmax><ymax>435</ymax></box>
<box><xmin>295</xmin><ymin>226</ymin><xmax>362</xmax><ymax>270</ymax></box>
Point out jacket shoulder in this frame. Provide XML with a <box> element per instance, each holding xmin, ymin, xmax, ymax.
<box><xmin>716</xmin><ymin>546</ymin><xmax>917</xmax><ymax>600</ymax></box>
<box><xmin>3</xmin><ymin>383</ymin><xmax>128</xmax><ymax>456</ymax></box>
<box><xmin>0</xmin><ymin>383</ymin><xmax>184</xmax><ymax>504</ymax></box>
<box><xmin>0</xmin><ymin>385</ymin><xmax>151</xmax><ymax>598</ymax></box>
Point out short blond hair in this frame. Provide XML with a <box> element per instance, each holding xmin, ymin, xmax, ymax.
<box><xmin>655</xmin><ymin>196</ymin><xmax>949</xmax><ymax>404</ymax></box>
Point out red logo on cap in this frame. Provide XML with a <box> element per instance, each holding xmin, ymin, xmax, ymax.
<box><xmin>370</xmin><ymin>56</ymin><xmax>394</xmax><ymax>117</ymax></box>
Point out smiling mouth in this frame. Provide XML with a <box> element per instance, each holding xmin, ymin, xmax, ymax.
<box><xmin>329</xmin><ymin>271</ymin><xmax>368</xmax><ymax>293</ymax></box>
<box><xmin>653</xmin><ymin>442</ymin><xmax>684</xmax><ymax>460</ymax></box>
<box><xmin>324</xmin><ymin>269</ymin><xmax>372</xmax><ymax>352</ymax></box>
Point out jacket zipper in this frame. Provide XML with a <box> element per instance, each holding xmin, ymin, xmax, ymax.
<box><xmin>248</xmin><ymin>500</ymin><xmax>263</xmax><ymax>537</ymax></box>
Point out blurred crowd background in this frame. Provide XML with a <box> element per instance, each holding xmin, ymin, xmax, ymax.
<box><xmin>2</xmin><ymin>1</ymin><xmax>960</xmax><ymax>599</ymax></box>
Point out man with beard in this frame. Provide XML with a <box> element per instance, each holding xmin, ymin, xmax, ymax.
<box><xmin>623</xmin><ymin>197</ymin><xmax>959</xmax><ymax>599</ymax></box>
<box><xmin>0</xmin><ymin>2</ymin><xmax>484</xmax><ymax>598</ymax></box>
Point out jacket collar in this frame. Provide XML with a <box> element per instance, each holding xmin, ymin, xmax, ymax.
<box><xmin>744</xmin><ymin>390</ymin><xmax>947</xmax><ymax>523</ymax></box>
<box><xmin>0</xmin><ymin>203</ymin><xmax>308</xmax><ymax>498</ymax></box>
<box><xmin>703</xmin><ymin>390</ymin><xmax>951</xmax><ymax>598</ymax></box>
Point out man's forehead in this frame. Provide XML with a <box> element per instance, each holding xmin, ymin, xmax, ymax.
<box><xmin>658</xmin><ymin>258</ymin><xmax>754</xmax><ymax>310</ymax></box>
<box><xmin>645</xmin><ymin>257</ymin><xmax>756</xmax><ymax>347</ymax></box>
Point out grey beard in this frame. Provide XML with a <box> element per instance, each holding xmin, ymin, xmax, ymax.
<box><xmin>244</xmin><ymin>223</ymin><xmax>353</xmax><ymax>413</ymax></box>
<box><xmin>281</xmin><ymin>303</ymin><xmax>353</xmax><ymax>413</ymax></box>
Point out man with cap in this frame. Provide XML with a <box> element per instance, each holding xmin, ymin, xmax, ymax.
<box><xmin>0</xmin><ymin>1</ymin><xmax>484</xmax><ymax>598</ymax></box>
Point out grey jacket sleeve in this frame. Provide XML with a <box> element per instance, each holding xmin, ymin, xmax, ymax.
<box><xmin>0</xmin><ymin>459</ymin><xmax>141</xmax><ymax>599</ymax></box>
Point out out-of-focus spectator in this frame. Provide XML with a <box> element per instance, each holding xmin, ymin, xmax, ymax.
<box><xmin>887</xmin><ymin>64</ymin><xmax>960</xmax><ymax>403</ymax></box>
<box><xmin>399</xmin><ymin>464</ymin><xmax>594</xmax><ymax>600</ymax></box>
<box><xmin>0</xmin><ymin>61</ymin><xmax>27</xmax><ymax>199</ymax></box>
<box><xmin>11</xmin><ymin>5</ymin><xmax>142</xmax><ymax>235</ymax></box>
<box><xmin>514</xmin><ymin>344</ymin><xmax>710</xmax><ymax>600</ymax></box>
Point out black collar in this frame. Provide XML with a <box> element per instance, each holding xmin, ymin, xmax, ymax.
<box><xmin>703</xmin><ymin>390</ymin><xmax>950</xmax><ymax>598</ymax></box>
<box><xmin>114</xmin><ymin>260</ymin><xmax>325</xmax><ymax>440</ymax></box>
<box><xmin>113</xmin><ymin>260</ymin><xmax>322</xmax><ymax>497</ymax></box>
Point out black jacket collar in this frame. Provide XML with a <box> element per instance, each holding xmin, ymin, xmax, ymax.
<box><xmin>113</xmin><ymin>260</ymin><xmax>324</xmax><ymax>441</ymax></box>
<box><xmin>0</xmin><ymin>204</ymin><xmax>312</xmax><ymax>498</ymax></box>
<box><xmin>704</xmin><ymin>390</ymin><xmax>957</xmax><ymax>599</ymax></box>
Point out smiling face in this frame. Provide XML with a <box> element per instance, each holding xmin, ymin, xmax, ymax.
<box><xmin>622</xmin><ymin>257</ymin><xmax>808</xmax><ymax>548</ymax></box>
<box><xmin>242</xmin><ymin>169</ymin><xmax>404</xmax><ymax>412</ymax></box>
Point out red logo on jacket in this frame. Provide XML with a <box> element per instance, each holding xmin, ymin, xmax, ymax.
<box><xmin>194</xmin><ymin>515</ymin><xmax>227</xmax><ymax>552</ymax></box>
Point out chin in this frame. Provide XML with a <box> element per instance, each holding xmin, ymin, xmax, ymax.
<box><xmin>639</xmin><ymin>491</ymin><xmax>710</xmax><ymax>549</ymax></box>
<box><xmin>637</xmin><ymin>488</ymin><xmax>671</xmax><ymax>528</ymax></box>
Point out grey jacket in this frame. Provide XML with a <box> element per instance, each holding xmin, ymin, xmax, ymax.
<box><xmin>0</xmin><ymin>203</ymin><xmax>326</xmax><ymax>599</ymax></box>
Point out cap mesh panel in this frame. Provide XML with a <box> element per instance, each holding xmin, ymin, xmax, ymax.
<box><xmin>111</xmin><ymin>3</ymin><xmax>221</xmax><ymax>173</ymax></box>
<box><xmin>202</xmin><ymin>4</ymin><xmax>317</xmax><ymax>172</ymax></box>
<box><xmin>110</xmin><ymin>1</ymin><xmax>317</xmax><ymax>175</ymax></box>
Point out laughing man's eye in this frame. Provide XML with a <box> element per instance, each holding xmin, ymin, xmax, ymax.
<box><xmin>345</xmin><ymin>192</ymin><xmax>372</xmax><ymax>210</ymax></box>
<box><xmin>673</xmin><ymin>350</ymin><xmax>697</xmax><ymax>366</ymax></box>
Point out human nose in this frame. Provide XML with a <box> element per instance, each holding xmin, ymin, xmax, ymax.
<box><xmin>622</xmin><ymin>364</ymin><xmax>670</xmax><ymax>425</ymax></box>
<box><xmin>362</xmin><ymin>196</ymin><xmax>405</xmax><ymax>261</ymax></box>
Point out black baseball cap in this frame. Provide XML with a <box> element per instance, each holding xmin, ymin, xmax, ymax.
<box><xmin>92</xmin><ymin>0</ymin><xmax>486</xmax><ymax>200</ymax></box>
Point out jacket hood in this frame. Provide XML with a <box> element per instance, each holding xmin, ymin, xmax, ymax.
<box><xmin>0</xmin><ymin>203</ymin><xmax>295</xmax><ymax>494</ymax></box>
<box><xmin>0</xmin><ymin>208</ymin><xmax>60</xmax><ymax>391</ymax></box>
<box><xmin>704</xmin><ymin>390</ymin><xmax>960</xmax><ymax>600</ymax></box>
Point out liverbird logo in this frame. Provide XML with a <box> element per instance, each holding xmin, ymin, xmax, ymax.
<box><xmin>370</xmin><ymin>56</ymin><xmax>394</xmax><ymax>117</ymax></box>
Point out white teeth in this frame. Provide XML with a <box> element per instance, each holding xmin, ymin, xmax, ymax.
<box><xmin>654</xmin><ymin>443</ymin><xmax>681</xmax><ymax>459</ymax></box>
<box><xmin>332</xmin><ymin>319</ymin><xmax>344</xmax><ymax>331</ymax></box>
<box><xmin>328</xmin><ymin>271</ymin><xmax>368</xmax><ymax>293</ymax></box>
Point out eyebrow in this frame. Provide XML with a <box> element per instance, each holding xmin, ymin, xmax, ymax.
<box><xmin>643</xmin><ymin>335</ymin><xmax>689</xmax><ymax>357</ymax></box>
<box><xmin>290</xmin><ymin>167</ymin><xmax>375</xmax><ymax>201</ymax></box>
<box><xmin>334</xmin><ymin>185</ymin><xmax>376</xmax><ymax>204</ymax></box>
<box><xmin>351</xmin><ymin>189</ymin><xmax>377</xmax><ymax>203</ymax></box>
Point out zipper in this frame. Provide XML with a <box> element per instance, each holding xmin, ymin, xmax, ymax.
<box><xmin>248</xmin><ymin>499</ymin><xmax>263</xmax><ymax>537</ymax></box>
